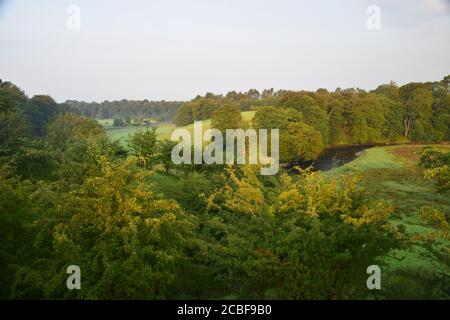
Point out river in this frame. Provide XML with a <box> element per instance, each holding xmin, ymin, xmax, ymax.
<box><xmin>286</xmin><ymin>144</ymin><xmax>376</xmax><ymax>172</ymax></box>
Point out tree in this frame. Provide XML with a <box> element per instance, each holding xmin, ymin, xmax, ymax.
<box><xmin>173</xmin><ymin>103</ymin><xmax>194</xmax><ymax>126</ymax></box>
<box><xmin>421</xmin><ymin>147</ymin><xmax>450</xmax><ymax>193</ymax></box>
<box><xmin>0</xmin><ymin>113</ymin><xmax>27</xmax><ymax>159</ymax></box>
<box><xmin>133</xmin><ymin>116</ymin><xmax>143</xmax><ymax>126</ymax></box>
<box><xmin>174</xmin><ymin>95</ymin><xmax>222</xmax><ymax>126</ymax></box>
<box><xmin>113</xmin><ymin>118</ymin><xmax>124</xmax><ymax>127</ymax></box>
<box><xmin>253</xmin><ymin>106</ymin><xmax>323</xmax><ymax>162</ymax></box>
<box><xmin>206</xmin><ymin>166</ymin><xmax>266</xmax><ymax>215</ymax></box>
<box><xmin>372</xmin><ymin>81</ymin><xmax>400</xmax><ymax>101</ymax></box>
<box><xmin>382</xmin><ymin>97</ymin><xmax>404</xmax><ymax>141</ymax></box>
<box><xmin>0</xmin><ymin>80</ymin><xmax>27</xmax><ymax>113</ymax></box>
<box><xmin>0</xmin><ymin>81</ymin><xmax>28</xmax><ymax>160</ymax></box>
<box><xmin>128</xmin><ymin>129</ymin><xmax>160</xmax><ymax>167</ymax></box>
<box><xmin>203</xmin><ymin>166</ymin><xmax>402</xmax><ymax>299</ymax></box>
<box><xmin>211</xmin><ymin>104</ymin><xmax>243</xmax><ymax>132</ymax></box>
<box><xmin>47</xmin><ymin>113</ymin><xmax>105</xmax><ymax>150</ymax></box>
<box><xmin>278</xmin><ymin>93</ymin><xmax>329</xmax><ymax>143</ymax></box>
<box><xmin>157</xmin><ymin>139</ymin><xmax>178</xmax><ymax>172</ymax></box>
<box><xmin>281</xmin><ymin>122</ymin><xmax>324</xmax><ymax>162</ymax></box>
<box><xmin>10</xmin><ymin>157</ymin><xmax>198</xmax><ymax>299</ymax></box>
<box><xmin>65</xmin><ymin>100</ymin><xmax>182</xmax><ymax>122</ymax></box>
<box><xmin>328</xmin><ymin>100</ymin><xmax>347</xmax><ymax>145</ymax></box>
<box><xmin>430</xmin><ymin>76</ymin><xmax>450</xmax><ymax>140</ymax></box>
<box><xmin>254</xmin><ymin>106</ymin><xmax>297</xmax><ymax>130</ymax></box>
<box><xmin>348</xmin><ymin>96</ymin><xmax>387</xmax><ymax>143</ymax></box>
<box><xmin>402</xmin><ymin>87</ymin><xmax>433</xmax><ymax>140</ymax></box>
<box><xmin>20</xmin><ymin>95</ymin><xmax>59</xmax><ymax>136</ymax></box>
<box><xmin>270</xmin><ymin>171</ymin><xmax>401</xmax><ymax>299</ymax></box>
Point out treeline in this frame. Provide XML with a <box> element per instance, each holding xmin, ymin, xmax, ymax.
<box><xmin>0</xmin><ymin>80</ymin><xmax>81</xmax><ymax>138</ymax></box>
<box><xmin>175</xmin><ymin>77</ymin><xmax>450</xmax><ymax>147</ymax></box>
<box><xmin>64</xmin><ymin>99</ymin><xmax>183</xmax><ymax>121</ymax></box>
<box><xmin>174</xmin><ymin>89</ymin><xmax>277</xmax><ymax>126</ymax></box>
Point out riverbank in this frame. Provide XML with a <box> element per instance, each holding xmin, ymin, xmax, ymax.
<box><xmin>325</xmin><ymin>145</ymin><xmax>450</xmax><ymax>298</ymax></box>
<box><xmin>287</xmin><ymin>141</ymin><xmax>450</xmax><ymax>172</ymax></box>
<box><xmin>325</xmin><ymin>145</ymin><xmax>450</xmax><ymax>233</ymax></box>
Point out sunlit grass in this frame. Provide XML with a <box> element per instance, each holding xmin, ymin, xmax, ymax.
<box><xmin>325</xmin><ymin>145</ymin><xmax>450</xmax><ymax>277</ymax></box>
<box><xmin>101</xmin><ymin>111</ymin><xmax>256</xmax><ymax>147</ymax></box>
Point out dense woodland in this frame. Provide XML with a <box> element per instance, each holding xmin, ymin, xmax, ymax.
<box><xmin>0</xmin><ymin>77</ymin><xmax>449</xmax><ymax>299</ymax></box>
<box><xmin>175</xmin><ymin>77</ymin><xmax>450</xmax><ymax>146</ymax></box>
<box><xmin>65</xmin><ymin>99</ymin><xmax>183</xmax><ymax>122</ymax></box>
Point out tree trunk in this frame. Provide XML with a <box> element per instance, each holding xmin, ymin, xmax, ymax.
<box><xmin>403</xmin><ymin>118</ymin><xmax>412</xmax><ymax>138</ymax></box>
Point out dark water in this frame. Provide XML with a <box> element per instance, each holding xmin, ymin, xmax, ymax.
<box><xmin>286</xmin><ymin>144</ymin><xmax>375</xmax><ymax>172</ymax></box>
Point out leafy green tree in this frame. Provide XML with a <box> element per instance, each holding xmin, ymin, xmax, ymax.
<box><xmin>400</xmin><ymin>85</ymin><xmax>433</xmax><ymax>140</ymax></box>
<box><xmin>128</xmin><ymin>128</ymin><xmax>160</xmax><ymax>167</ymax></box>
<box><xmin>372</xmin><ymin>81</ymin><xmax>400</xmax><ymax>101</ymax></box>
<box><xmin>66</xmin><ymin>100</ymin><xmax>182</xmax><ymax>122</ymax></box>
<box><xmin>173</xmin><ymin>103</ymin><xmax>195</xmax><ymax>126</ymax></box>
<box><xmin>281</xmin><ymin>122</ymin><xmax>324</xmax><ymax>162</ymax></box>
<box><xmin>430</xmin><ymin>76</ymin><xmax>450</xmax><ymax>141</ymax></box>
<box><xmin>348</xmin><ymin>105</ymin><xmax>369</xmax><ymax>143</ymax></box>
<box><xmin>254</xmin><ymin>106</ymin><xmax>323</xmax><ymax>162</ymax></box>
<box><xmin>279</xmin><ymin>93</ymin><xmax>329</xmax><ymax>143</ymax></box>
<box><xmin>0</xmin><ymin>80</ymin><xmax>28</xmax><ymax>160</ymax></box>
<box><xmin>10</xmin><ymin>157</ymin><xmax>199</xmax><ymax>299</ymax></box>
<box><xmin>348</xmin><ymin>96</ymin><xmax>387</xmax><ymax>143</ymax></box>
<box><xmin>174</xmin><ymin>95</ymin><xmax>223</xmax><ymax>126</ymax></box>
<box><xmin>0</xmin><ymin>112</ymin><xmax>27</xmax><ymax>160</ymax></box>
<box><xmin>253</xmin><ymin>106</ymin><xmax>300</xmax><ymax>130</ymax></box>
<box><xmin>382</xmin><ymin>98</ymin><xmax>404</xmax><ymax>141</ymax></box>
<box><xmin>0</xmin><ymin>164</ymin><xmax>40</xmax><ymax>298</ymax></box>
<box><xmin>0</xmin><ymin>80</ymin><xmax>27</xmax><ymax>113</ymax></box>
<box><xmin>47</xmin><ymin>113</ymin><xmax>105</xmax><ymax>150</ymax></box>
<box><xmin>421</xmin><ymin>147</ymin><xmax>450</xmax><ymax>193</ymax></box>
<box><xmin>113</xmin><ymin>118</ymin><xmax>124</xmax><ymax>127</ymax></box>
<box><xmin>211</xmin><ymin>104</ymin><xmax>242</xmax><ymax>132</ymax></box>
<box><xmin>203</xmin><ymin>166</ymin><xmax>402</xmax><ymax>299</ymax></box>
<box><xmin>20</xmin><ymin>95</ymin><xmax>59</xmax><ymax>136</ymax></box>
<box><xmin>157</xmin><ymin>139</ymin><xmax>178</xmax><ymax>172</ymax></box>
<box><xmin>328</xmin><ymin>100</ymin><xmax>347</xmax><ymax>145</ymax></box>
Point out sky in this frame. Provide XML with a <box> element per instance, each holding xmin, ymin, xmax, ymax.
<box><xmin>0</xmin><ymin>0</ymin><xmax>449</xmax><ymax>102</ymax></box>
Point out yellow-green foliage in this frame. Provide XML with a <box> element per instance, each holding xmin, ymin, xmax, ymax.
<box><xmin>51</xmin><ymin>156</ymin><xmax>196</xmax><ymax>298</ymax></box>
<box><xmin>48</xmin><ymin>113</ymin><xmax>105</xmax><ymax>149</ymax></box>
<box><xmin>206</xmin><ymin>165</ymin><xmax>265</xmax><ymax>215</ymax></box>
<box><xmin>277</xmin><ymin>169</ymin><xmax>392</xmax><ymax>226</ymax></box>
<box><xmin>419</xmin><ymin>206</ymin><xmax>449</xmax><ymax>241</ymax></box>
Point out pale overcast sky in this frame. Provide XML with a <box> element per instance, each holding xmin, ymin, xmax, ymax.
<box><xmin>0</xmin><ymin>0</ymin><xmax>449</xmax><ymax>102</ymax></box>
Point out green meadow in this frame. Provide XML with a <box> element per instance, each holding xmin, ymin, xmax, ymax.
<box><xmin>325</xmin><ymin>145</ymin><xmax>450</xmax><ymax>296</ymax></box>
<box><xmin>101</xmin><ymin>111</ymin><xmax>256</xmax><ymax>147</ymax></box>
<box><xmin>325</xmin><ymin>145</ymin><xmax>450</xmax><ymax>231</ymax></box>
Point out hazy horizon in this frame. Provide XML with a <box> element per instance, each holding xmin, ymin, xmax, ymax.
<box><xmin>1</xmin><ymin>0</ymin><xmax>449</xmax><ymax>103</ymax></box>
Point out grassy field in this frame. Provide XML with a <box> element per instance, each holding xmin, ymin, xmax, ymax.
<box><xmin>325</xmin><ymin>145</ymin><xmax>450</xmax><ymax>293</ymax></box>
<box><xmin>101</xmin><ymin>111</ymin><xmax>256</xmax><ymax>147</ymax></box>
<box><xmin>325</xmin><ymin>145</ymin><xmax>450</xmax><ymax>232</ymax></box>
